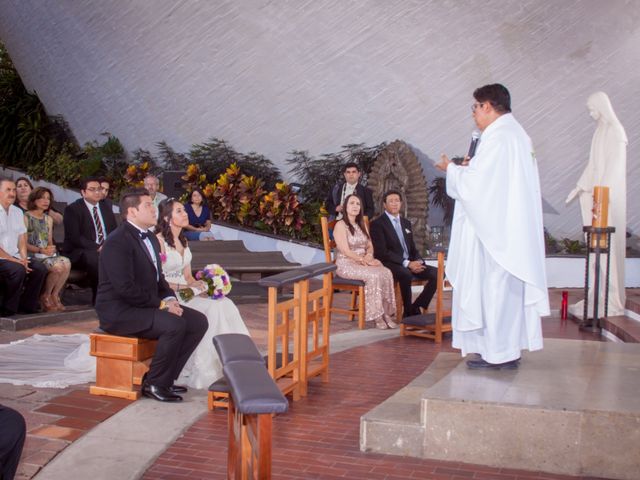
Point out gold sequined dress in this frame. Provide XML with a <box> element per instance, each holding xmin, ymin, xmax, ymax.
<box><xmin>335</xmin><ymin>224</ymin><xmax>396</xmax><ymax>323</ymax></box>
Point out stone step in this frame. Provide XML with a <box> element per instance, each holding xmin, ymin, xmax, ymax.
<box><xmin>361</xmin><ymin>339</ymin><xmax>640</xmax><ymax>480</ymax></box>
<box><xmin>360</xmin><ymin>353</ymin><xmax>462</xmax><ymax>457</ymax></box>
<box><xmin>602</xmin><ymin>315</ymin><xmax>640</xmax><ymax>342</ymax></box>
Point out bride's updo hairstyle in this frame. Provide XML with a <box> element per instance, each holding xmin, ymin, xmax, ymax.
<box><xmin>156</xmin><ymin>198</ymin><xmax>188</xmax><ymax>249</ymax></box>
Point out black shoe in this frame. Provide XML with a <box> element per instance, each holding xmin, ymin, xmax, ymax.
<box><xmin>170</xmin><ymin>384</ymin><xmax>188</xmax><ymax>394</ymax></box>
<box><xmin>142</xmin><ymin>384</ymin><xmax>183</xmax><ymax>402</ymax></box>
<box><xmin>466</xmin><ymin>358</ymin><xmax>520</xmax><ymax>370</ymax></box>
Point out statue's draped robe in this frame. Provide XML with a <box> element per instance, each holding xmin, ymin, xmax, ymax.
<box><xmin>568</xmin><ymin>92</ymin><xmax>627</xmax><ymax>318</ymax></box>
<box><xmin>446</xmin><ymin>113</ymin><xmax>549</xmax><ymax>363</ymax></box>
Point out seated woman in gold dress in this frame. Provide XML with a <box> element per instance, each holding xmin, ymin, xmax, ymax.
<box><xmin>333</xmin><ymin>194</ymin><xmax>397</xmax><ymax>329</ymax></box>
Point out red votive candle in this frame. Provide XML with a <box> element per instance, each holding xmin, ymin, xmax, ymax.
<box><xmin>561</xmin><ymin>291</ymin><xmax>568</xmax><ymax>320</ymax></box>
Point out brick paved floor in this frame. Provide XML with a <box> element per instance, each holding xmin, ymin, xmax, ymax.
<box><xmin>1</xmin><ymin>288</ymin><xmax>630</xmax><ymax>479</ymax></box>
<box><xmin>144</xmin><ymin>315</ymin><xmax>609</xmax><ymax>480</ymax></box>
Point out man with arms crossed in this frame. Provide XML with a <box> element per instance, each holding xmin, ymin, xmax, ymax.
<box><xmin>437</xmin><ymin>83</ymin><xmax>549</xmax><ymax>369</ymax></box>
<box><xmin>95</xmin><ymin>188</ymin><xmax>207</xmax><ymax>401</ymax></box>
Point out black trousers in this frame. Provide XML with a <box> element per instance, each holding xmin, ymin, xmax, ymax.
<box><xmin>69</xmin><ymin>249</ymin><xmax>99</xmax><ymax>303</ymax></box>
<box><xmin>135</xmin><ymin>306</ymin><xmax>208</xmax><ymax>387</ymax></box>
<box><xmin>0</xmin><ymin>259</ymin><xmax>47</xmax><ymax>315</ymax></box>
<box><xmin>384</xmin><ymin>263</ymin><xmax>438</xmax><ymax>316</ymax></box>
<box><xmin>0</xmin><ymin>405</ymin><xmax>26</xmax><ymax>480</ymax></box>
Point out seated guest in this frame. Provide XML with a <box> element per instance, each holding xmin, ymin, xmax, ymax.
<box><xmin>183</xmin><ymin>189</ymin><xmax>215</xmax><ymax>241</ymax></box>
<box><xmin>143</xmin><ymin>174</ymin><xmax>167</xmax><ymax>210</ymax></box>
<box><xmin>370</xmin><ymin>190</ymin><xmax>437</xmax><ymax>317</ymax></box>
<box><xmin>95</xmin><ymin>188</ymin><xmax>207</xmax><ymax>402</ymax></box>
<box><xmin>326</xmin><ymin>163</ymin><xmax>375</xmax><ymax>220</ymax></box>
<box><xmin>99</xmin><ymin>177</ymin><xmax>111</xmax><ymax>201</ymax></box>
<box><xmin>24</xmin><ymin>187</ymin><xmax>71</xmax><ymax>312</ymax></box>
<box><xmin>14</xmin><ymin>176</ymin><xmax>63</xmax><ymax>225</ymax></box>
<box><xmin>0</xmin><ymin>404</ymin><xmax>26</xmax><ymax>480</ymax></box>
<box><xmin>14</xmin><ymin>177</ymin><xmax>32</xmax><ymax>213</ymax></box>
<box><xmin>0</xmin><ymin>177</ymin><xmax>47</xmax><ymax>316</ymax></box>
<box><xmin>99</xmin><ymin>177</ymin><xmax>114</xmax><ymax>208</ymax></box>
<box><xmin>333</xmin><ymin>194</ymin><xmax>397</xmax><ymax>329</ymax></box>
<box><xmin>62</xmin><ymin>177</ymin><xmax>117</xmax><ymax>302</ymax></box>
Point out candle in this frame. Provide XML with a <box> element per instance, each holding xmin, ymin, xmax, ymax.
<box><xmin>591</xmin><ymin>186</ymin><xmax>609</xmax><ymax>248</ymax></box>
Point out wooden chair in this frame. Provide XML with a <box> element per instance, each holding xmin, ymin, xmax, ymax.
<box><xmin>400</xmin><ymin>249</ymin><xmax>452</xmax><ymax>343</ymax></box>
<box><xmin>394</xmin><ymin>277</ymin><xmax>428</xmax><ymax>320</ymax></box>
<box><xmin>320</xmin><ymin>216</ymin><xmax>366</xmax><ymax>329</ymax></box>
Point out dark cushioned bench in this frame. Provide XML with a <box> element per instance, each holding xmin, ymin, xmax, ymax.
<box><xmin>212</xmin><ymin>333</ymin><xmax>288</xmax><ymax>479</ymax></box>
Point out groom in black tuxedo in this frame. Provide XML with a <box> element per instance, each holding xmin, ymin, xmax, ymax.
<box><xmin>95</xmin><ymin>188</ymin><xmax>207</xmax><ymax>402</ymax></box>
<box><xmin>370</xmin><ymin>190</ymin><xmax>437</xmax><ymax>317</ymax></box>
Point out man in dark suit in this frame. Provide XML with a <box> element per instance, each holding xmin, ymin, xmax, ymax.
<box><xmin>326</xmin><ymin>163</ymin><xmax>375</xmax><ymax>219</ymax></box>
<box><xmin>62</xmin><ymin>177</ymin><xmax>118</xmax><ymax>302</ymax></box>
<box><xmin>0</xmin><ymin>404</ymin><xmax>26</xmax><ymax>480</ymax></box>
<box><xmin>370</xmin><ymin>190</ymin><xmax>437</xmax><ymax>317</ymax></box>
<box><xmin>95</xmin><ymin>188</ymin><xmax>207</xmax><ymax>402</ymax></box>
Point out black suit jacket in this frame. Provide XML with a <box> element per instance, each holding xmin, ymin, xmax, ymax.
<box><xmin>95</xmin><ymin>222</ymin><xmax>175</xmax><ymax>335</ymax></box>
<box><xmin>369</xmin><ymin>214</ymin><xmax>421</xmax><ymax>267</ymax></box>
<box><xmin>326</xmin><ymin>182</ymin><xmax>375</xmax><ymax>219</ymax></box>
<box><xmin>62</xmin><ymin>198</ymin><xmax>117</xmax><ymax>261</ymax></box>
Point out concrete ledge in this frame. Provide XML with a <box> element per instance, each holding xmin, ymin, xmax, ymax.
<box><xmin>0</xmin><ymin>306</ymin><xmax>94</xmax><ymax>331</ymax></box>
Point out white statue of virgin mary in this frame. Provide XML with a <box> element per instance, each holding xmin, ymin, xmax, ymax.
<box><xmin>566</xmin><ymin>91</ymin><xmax>628</xmax><ymax>317</ymax></box>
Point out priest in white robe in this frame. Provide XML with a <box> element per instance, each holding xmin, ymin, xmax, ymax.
<box><xmin>437</xmin><ymin>83</ymin><xmax>549</xmax><ymax>369</ymax></box>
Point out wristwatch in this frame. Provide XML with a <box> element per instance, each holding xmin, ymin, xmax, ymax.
<box><xmin>159</xmin><ymin>300</ymin><xmax>169</xmax><ymax>311</ymax></box>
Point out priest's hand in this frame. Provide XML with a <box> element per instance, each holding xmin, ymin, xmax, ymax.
<box><xmin>566</xmin><ymin>188</ymin><xmax>580</xmax><ymax>204</ymax></box>
<box><xmin>436</xmin><ymin>154</ymin><xmax>450</xmax><ymax>172</ymax></box>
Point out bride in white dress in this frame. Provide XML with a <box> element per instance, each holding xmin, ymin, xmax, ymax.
<box><xmin>156</xmin><ymin>198</ymin><xmax>249</xmax><ymax>389</ymax></box>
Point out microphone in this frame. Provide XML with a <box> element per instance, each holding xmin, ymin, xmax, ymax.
<box><xmin>467</xmin><ymin>130</ymin><xmax>481</xmax><ymax>159</ymax></box>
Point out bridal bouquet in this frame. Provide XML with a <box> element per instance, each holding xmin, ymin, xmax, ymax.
<box><xmin>194</xmin><ymin>264</ymin><xmax>232</xmax><ymax>299</ymax></box>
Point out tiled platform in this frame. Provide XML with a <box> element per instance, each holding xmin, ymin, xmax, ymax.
<box><xmin>362</xmin><ymin>339</ymin><xmax>640</xmax><ymax>479</ymax></box>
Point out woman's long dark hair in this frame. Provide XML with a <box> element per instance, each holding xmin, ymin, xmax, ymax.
<box><xmin>14</xmin><ymin>176</ymin><xmax>34</xmax><ymax>206</ymax></box>
<box><xmin>26</xmin><ymin>186</ymin><xmax>54</xmax><ymax>212</ymax></box>
<box><xmin>341</xmin><ymin>194</ymin><xmax>369</xmax><ymax>238</ymax></box>
<box><xmin>156</xmin><ymin>198</ymin><xmax>188</xmax><ymax>249</ymax></box>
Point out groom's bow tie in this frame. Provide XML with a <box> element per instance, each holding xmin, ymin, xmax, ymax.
<box><xmin>138</xmin><ymin>230</ymin><xmax>152</xmax><ymax>240</ymax></box>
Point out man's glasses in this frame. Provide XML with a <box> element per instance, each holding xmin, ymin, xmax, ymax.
<box><xmin>471</xmin><ymin>102</ymin><xmax>485</xmax><ymax>112</ymax></box>
<box><xmin>85</xmin><ymin>187</ymin><xmax>105</xmax><ymax>192</ymax></box>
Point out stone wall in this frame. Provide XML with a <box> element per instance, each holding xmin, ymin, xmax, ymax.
<box><xmin>0</xmin><ymin>0</ymin><xmax>638</xmax><ymax>238</ymax></box>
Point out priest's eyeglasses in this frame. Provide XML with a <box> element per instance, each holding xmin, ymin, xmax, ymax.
<box><xmin>471</xmin><ymin>102</ymin><xmax>485</xmax><ymax>112</ymax></box>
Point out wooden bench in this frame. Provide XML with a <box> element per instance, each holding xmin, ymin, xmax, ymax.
<box><xmin>89</xmin><ymin>332</ymin><xmax>157</xmax><ymax>400</ymax></box>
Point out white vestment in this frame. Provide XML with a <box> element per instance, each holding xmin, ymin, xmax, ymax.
<box><xmin>446</xmin><ymin>113</ymin><xmax>549</xmax><ymax>363</ymax></box>
<box><xmin>566</xmin><ymin>92</ymin><xmax>627</xmax><ymax>317</ymax></box>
